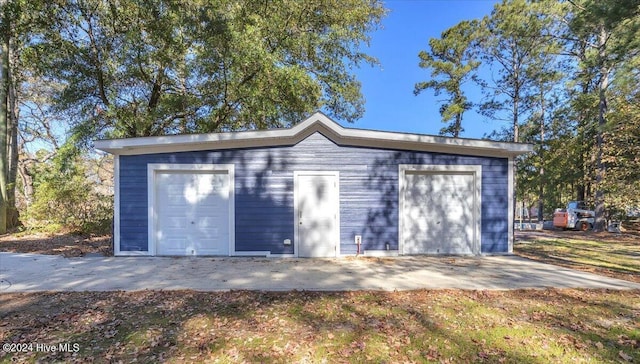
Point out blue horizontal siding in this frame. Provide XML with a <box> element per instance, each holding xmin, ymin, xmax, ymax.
<box><xmin>118</xmin><ymin>132</ymin><xmax>509</xmax><ymax>254</ymax></box>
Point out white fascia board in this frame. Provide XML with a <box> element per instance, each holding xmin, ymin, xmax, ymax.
<box><xmin>94</xmin><ymin>111</ymin><xmax>534</xmax><ymax>157</ymax></box>
<box><xmin>93</xmin><ymin>113</ymin><xmax>322</xmax><ymax>153</ymax></box>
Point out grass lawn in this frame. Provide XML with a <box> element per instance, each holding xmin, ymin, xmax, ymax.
<box><xmin>1</xmin><ymin>289</ymin><xmax>638</xmax><ymax>363</ymax></box>
<box><xmin>1</xmin><ymin>230</ymin><xmax>638</xmax><ymax>362</ymax></box>
<box><xmin>515</xmin><ymin>230</ymin><xmax>640</xmax><ymax>283</ymax></box>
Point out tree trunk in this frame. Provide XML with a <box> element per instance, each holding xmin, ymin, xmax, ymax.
<box><xmin>575</xmin><ymin>42</ymin><xmax>590</xmax><ymax>203</ymax></box>
<box><xmin>576</xmin><ymin>103</ymin><xmax>587</xmax><ymax>202</ymax></box>
<box><xmin>537</xmin><ymin>86</ymin><xmax>545</xmax><ymax>222</ymax></box>
<box><xmin>511</xmin><ymin>74</ymin><xmax>520</xmax><ymax>244</ymax></box>
<box><xmin>454</xmin><ymin>113</ymin><xmax>462</xmax><ymax>138</ymax></box>
<box><xmin>513</xmin><ymin>96</ymin><xmax>519</xmax><ymax>143</ymax></box>
<box><xmin>0</xmin><ymin>1</ymin><xmax>9</xmax><ymax>234</ymax></box>
<box><xmin>593</xmin><ymin>25</ymin><xmax>609</xmax><ymax>232</ymax></box>
<box><xmin>17</xmin><ymin>162</ymin><xmax>33</xmax><ymax>206</ymax></box>
<box><xmin>6</xmin><ymin>24</ymin><xmax>19</xmax><ymax>227</ymax></box>
<box><xmin>576</xmin><ymin>133</ymin><xmax>586</xmax><ymax>201</ymax></box>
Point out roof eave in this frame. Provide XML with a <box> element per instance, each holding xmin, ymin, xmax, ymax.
<box><xmin>94</xmin><ymin>112</ymin><xmax>534</xmax><ymax>158</ymax></box>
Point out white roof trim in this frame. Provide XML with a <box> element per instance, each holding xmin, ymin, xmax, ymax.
<box><xmin>94</xmin><ymin>112</ymin><xmax>534</xmax><ymax>157</ymax></box>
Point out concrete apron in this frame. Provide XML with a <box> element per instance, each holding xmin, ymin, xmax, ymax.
<box><xmin>1</xmin><ymin>252</ymin><xmax>639</xmax><ymax>292</ymax></box>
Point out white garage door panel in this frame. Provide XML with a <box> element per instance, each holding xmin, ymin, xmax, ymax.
<box><xmin>159</xmin><ymin>238</ymin><xmax>189</xmax><ymax>255</ymax></box>
<box><xmin>155</xmin><ymin>171</ymin><xmax>230</xmax><ymax>256</ymax></box>
<box><xmin>402</xmin><ymin>171</ymin><xmax>477</xmax><ymax>255</ymax></box>
<box><xmin>162</xmin><ymin>216</ymin><xmax>188</xmax><ymax>228</ymax></box>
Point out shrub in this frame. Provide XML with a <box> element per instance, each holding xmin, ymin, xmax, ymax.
<box><xmin>26</xmin><ymin>155</ymin><xmax>113</xmax><ymax>235</ymax></box>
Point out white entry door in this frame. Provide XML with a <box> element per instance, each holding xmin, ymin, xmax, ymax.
<box><xmin>155</xmin><ymin>170</ymin><xmax>231</xmax><ymax>256</ymax></box>
<box><xmin>401</xmin><ymin>170</ymin><xmax>479</xmax><ymax>255</ymax></box>
<box><xmin>295</xmin><ymin>172</ymin><xmax>339</xmax><ymax>257</ymax></box>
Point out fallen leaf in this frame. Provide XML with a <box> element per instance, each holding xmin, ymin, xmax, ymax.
<box><xmin>619</xmin><ymin>351</ymin><xmax>632</xmax><ymax>362</ymax></box>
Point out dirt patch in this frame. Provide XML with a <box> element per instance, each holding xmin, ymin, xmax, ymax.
<box><xmin>0</xmin><ymin>233</ymin><xmax>112</xmax><ymax>257</ymax></box>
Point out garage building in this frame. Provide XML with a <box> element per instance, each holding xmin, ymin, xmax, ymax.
<box><xmin>95</xmin><ymin>112</ymin><xmax>532</xmax><ymax>257</ymax></box>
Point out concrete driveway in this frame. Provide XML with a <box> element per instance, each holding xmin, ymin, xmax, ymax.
<box><xmin>1</xmin><ymin>252</ymin><xmax>639</xmax><ymax>292</ymax></box>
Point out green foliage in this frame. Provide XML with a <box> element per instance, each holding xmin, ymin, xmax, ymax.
<box><xmin>517</xmin><ymin>109</ymin><xmax>582</xmax><ymax>217</ymax></box>
<box><xmin>9</xmin><ymin>0</ymin><xmax>385</xmax><ymax>235</ymax></box>
<box><xmin>26</xmin><ymin>153</ymin><xmax>112</xmax><ymax>234</ymax></box>
<box><xmin>25</xmin><ymin>0</ymin><xmax>386</xmax><ymax>143</ymax></box>
<box><xmin>601</xmin><ymin>66</ymin><xmax>640</xmax><ymax>220</ymax></box>
<box><xmin>415</xmin><ymin>20</ymin><xmax>480</xmax><ymax>137</ymax></box>
<box><xmin>564</xmin><ymin>0</ymin><xmax>640</xmax><ymax>228</ymax></box>
<box><xmin>474</xmin><ymin>0</ymin><xmax>565</xmax><ymax>143</ymax></box>
<box><xmin>459</xmin><ymin>0</ymin><xmax>640</xmax><ymax>220</ymax></box>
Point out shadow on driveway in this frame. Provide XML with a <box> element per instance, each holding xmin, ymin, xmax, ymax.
<box><xmin>1</xmin><ymin>253</ymin><xmax>639</xmax><ymax>292</ymax></box>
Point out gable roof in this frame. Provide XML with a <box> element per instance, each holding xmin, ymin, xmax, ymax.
<box><xmin>94</xmin><ymin>112</ymin><xmax>533</xmax><ymax>158</ymax></box>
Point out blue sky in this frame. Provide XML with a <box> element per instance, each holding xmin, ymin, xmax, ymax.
<box><xmin>345</xmin><ymin>0</ymin><xmax>500</xmax><ymax>139</ymax></box>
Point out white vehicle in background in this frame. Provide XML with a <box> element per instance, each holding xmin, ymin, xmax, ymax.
<box><xmin>553</xmin><ymin>201</ymin><xmax>595</xmax><ymax>231</ymax></box>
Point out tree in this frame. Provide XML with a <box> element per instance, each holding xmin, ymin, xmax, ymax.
<box><xmin>0</xmin><ymin>0</ymin><xmax>8</xmax><ymax>234</ymax></box>
<box><xmin>0</xmin><ymin>0</ymin><xmax>25</xmax><ymax>232</ymax></box>
<box><xmin>475</xmin><ymin>0</ymin><xmax>561</xmax><ymax>144</ymax></box>
<box><xmin>28</xmin><ymin>0</ymin><xmax>386</xmax><ymax>144</ymax></box>
<box><xmin>600</xmin><ymin>56</ymin><xmax>640</xmax><ymax>219</ymax></box>
<box><xmin>416</xmin><ymin>0</ymin><xmax>639</xmax><ymax>227</ymax></box>
<box><xmin>520</xmin><ymin>2</ymin><xmax>565</xmax><ymax>221</ymax></box>
<box><xmin>26</xmin><ymin>150</ymin><xmax>112</xmax><ymax>233</ymax></box>
<box><xmin>472</xmin><ymin>0</ymin><xmax>566</xmax><ymax>229</ymax></box>
<box><xmin>567</xmin><ymin>0</ymin><xmax>640</xmax><ymax>230</ymax></box>
<box><xmin>414</xmin><ymin>20</ymin><xmax>480</xmax><ymax>137</ymax></box>
<box><xmin>16</xmin><ymin>75</ymin><xmax>67</xmax><ymax>207</ymax></box>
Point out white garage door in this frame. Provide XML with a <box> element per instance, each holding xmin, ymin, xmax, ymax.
<box><xmin>401</xmin><ymin>169</ymin><xmax>479</xmax><ymax>255</ymax></box>
<box><xmin>155</xmin><ymin>170</ymin><xmax>231</xmax><ymax>256</ymax></box>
